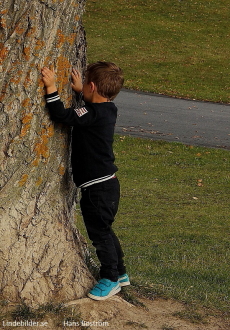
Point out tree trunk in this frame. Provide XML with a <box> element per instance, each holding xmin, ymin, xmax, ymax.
<box><xmin>0</xmin><ymin>0</ymin><xmax>94</xmax><ymax>307</ymax></box>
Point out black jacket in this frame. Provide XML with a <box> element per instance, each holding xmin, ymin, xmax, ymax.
<box><xmin>45</xmin><ymin>91</ymin><xmax>118</xmax><ymax>187</ymax></box>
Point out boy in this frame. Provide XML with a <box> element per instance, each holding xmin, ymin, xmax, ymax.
<box><xmin>41</xmin><ymin>62</ymin><xmax>130</xmax><ymax>300</ymax></box>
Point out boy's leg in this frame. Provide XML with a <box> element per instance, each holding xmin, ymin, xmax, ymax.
<box><xmin>110</xmin><ymin>229</ymin><xmax>126</xmax><ymax>276</ymax></box>
<box><xmin>80</xmin><ymin>177</ymin><xmax>126</xmax><ymax>282</ymax></box>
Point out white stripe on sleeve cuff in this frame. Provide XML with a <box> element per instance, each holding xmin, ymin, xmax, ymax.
<box><xmin>46</xmin><ymin>95</ymin><xmax>60</xmax><ymax>103</ymax></box>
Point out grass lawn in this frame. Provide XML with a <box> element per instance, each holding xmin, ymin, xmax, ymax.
<box><xmin>82</xmin><ymin>0</ymin><xmax>230</xmax><ymax>316</ymax></box>
<box><xmin>76</xmin><ymin>135</ymin><xmax>230</xmax><ymax>313</ymax></box>
<box><xmin>84</xmin><ymin>0</ymin><xmax>230</xmax><ymax>103</ymax></box>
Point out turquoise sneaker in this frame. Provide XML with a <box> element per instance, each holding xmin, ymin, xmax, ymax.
<box><xmin>88</xmin><ymin>278</ymin><xmax>121</xmax><ymax>300</ymax></box>
<box><xmin>118</xmin><ymin>273</ymin><xmax>130</xmax><ymax>287</ymax></box>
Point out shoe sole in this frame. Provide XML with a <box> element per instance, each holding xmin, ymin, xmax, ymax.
<box><xmin>87</xmin><ymin>285</ymin><xmax>121</xmax><ymax>301</ymax></box>
<box><xmin>119</xmin><ymin>280</ymin><xmax>130</xmax><ymax>287</ymax></box>
<box><xmin>119</xmin><ymin>275</ymin><xmax>130</xmax><ymax>287</ymax></box>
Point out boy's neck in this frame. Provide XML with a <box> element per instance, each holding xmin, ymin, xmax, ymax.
<box><xmin>91</xmin><ymin>93</ymin><xmax>110</xmax><ymax>103</ymax></box>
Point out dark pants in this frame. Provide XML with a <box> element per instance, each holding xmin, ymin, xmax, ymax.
<box><xmin>80</xmin><ymin>177</ymin><xmax>126</xmax><ymax>282</ymax></box>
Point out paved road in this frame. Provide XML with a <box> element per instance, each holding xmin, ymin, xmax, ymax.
<box><xmin>114</xmin><ymin>89</ymin><xmax>230</xmax><ymax>149</ymax></box>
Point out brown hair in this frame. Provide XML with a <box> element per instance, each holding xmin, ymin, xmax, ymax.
<box><xmin>85</xmin><ymin>61</ymin><xmax>124</xmax><ymax>101</ymax></box>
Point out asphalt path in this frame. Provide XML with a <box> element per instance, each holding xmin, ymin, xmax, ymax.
<box><xmin>114</xmin><ymin>89</ymin><xmax>230</xmax><ymax>150</ymax></box>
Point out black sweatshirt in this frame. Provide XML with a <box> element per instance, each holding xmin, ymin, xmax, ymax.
<box><xmin>45</xmin><ymin>91</ymin><xmax>118</xmax><ymax>187</ymax></box>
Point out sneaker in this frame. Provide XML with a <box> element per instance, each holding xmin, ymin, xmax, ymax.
<box><xmin>118</xmin><ymin>273</ymin><xmax>130</xmax><ymax>287</ymax></box>
<box><xmin>88</xmin><ymin>278</ymin><xmax>121</xmax><ymax>300</ymax></box>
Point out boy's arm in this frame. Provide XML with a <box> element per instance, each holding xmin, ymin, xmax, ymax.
<box><xmin>71</xmin><ymin>68</ymin><xmax>85</xmax><ymax>106</ymax></box>
<box><xmin>41</xmin><ymin>67</ymin><xmax>83</xmax><ymax>94</ymax></box>
<box><xmin>41</xmin><ymin>67</ymin><xmax>95</xmax><ymax>126</ymax></box>
<box><xmin>41</xmin><ymin>67</ymin><xmax>58</xmax><ymax>94</ymax></box>
<box><xmin>71</xmin><ymin>68</ymin><xmax>83</xmax><ymax>93</ymax></box>
<box><xmin>41</xmin><ymin>67</ymin><xmax>69</xmax><ymax>123</ymax></box>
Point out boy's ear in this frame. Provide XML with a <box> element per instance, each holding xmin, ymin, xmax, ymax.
<box><xmin>90</xmin><ymin>81</ymin><xmax>96</xmax><ymax>92</ymax></box>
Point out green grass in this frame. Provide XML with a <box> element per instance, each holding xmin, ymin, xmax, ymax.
<box><xmin>76</xmin><ymin>135</ymin><xmax>230</xmax><ymax>313</ymax></box>
<box><xmin>81</xmin><ymin>0</ymin><xmax>230</xmax><ymax>315</ymax></box>
<box><xmin>83</xmin><ymin>0</ymin><xmax>230</xmax><ymax>103</ymax></box>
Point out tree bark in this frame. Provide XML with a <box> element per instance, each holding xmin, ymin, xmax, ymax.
<box><xmin>0</xmin><ymin>0</ymin><xmax>94</xmax><ymax>307</ymax></box>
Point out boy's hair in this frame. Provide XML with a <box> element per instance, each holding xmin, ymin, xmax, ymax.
<box><xmin>85</xmin><ymin>61</ymin><xmax>124</xmax><ymax>101</ymax></box>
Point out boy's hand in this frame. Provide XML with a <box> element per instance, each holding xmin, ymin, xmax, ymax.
<box><xmin>71</xmin><ymin>68</ymin><xmax>83</xmax><ymax>93</ymax></box>
<box><xmin>41</xmin><ymin>67</ymin><xmax>57</xmax><ymax>94</ymax></box>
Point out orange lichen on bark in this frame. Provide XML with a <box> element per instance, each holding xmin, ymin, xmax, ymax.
<box><xmin>51</xmin><ymin>0</ymin><xmax>64</xmax><ymax>3</ymax></box>
<box><xmin>59</xmin><ymin>165</ymin><xmax>65</xmax><ymax>176</ymax></box>
<box><xmin>18</xmin><ymin>174</ymin><xmax>29</xmax><ymax>187</ymax></box>
<box><xmin>25</xmin><ymin>26</ymin><xmax>36</xmax><ymax>38</ymax></box>
<box><xmin>20</xmin><ymin>125</ymin><xmax>30</xmax><ymax>138</ymax></box>
<box><xmin>65</xmin><ymin>94</ymin><xmax>72</xmax><ymax>107</ymax></box>
<box><xmin>23</xmin><ymin>47</ymin><xmax>31</xmax><ymax>61</ymax></box>
<box><xmin>15</xmin><ymin>24</ymin><xmax>25</xmax><ymax>36</ymax></box>
<box><xmin>0</xmin><ymin>81</ymin><xmax>8</xmax><ymax>102</ymax></box>
<box><xmin>38</xmin><ymin>77</ymin><xmax>46</xmax><ymax>95</ymax></box>
<box><xmin>0</xmin><ymin>46</ymin><xmax>9</xmax><ymax>65</ymax></box>
<box><xmin>20</xmin><ymin>100</ymin><xmax>33</xmax><ymax>137</ymax></box>
<box><xmin>20</xmin><ymin>111</ymin><xmax>33</xmax><ymax>138</ymax></box>
<box><xmin>10</xmin><ymin>70</ymin><xmax>22</xmax><ymax>84</ymax></box>
<box><xmin>34</xmin><ymin>141</ymin><xmax>49</xmax><ymax>160</ymax></box>
<box><xmin>67</xmin><ymin>33</ymin><xmax>76</xmax><ymax>45</ymax></box>
<box><xmin>21</xmin><ymin>98</ymin><xmax>31</xmax><ymax>108</ymax></box>
<box><xmin>57</xmin><ymin>29</ymin><xmax>66</xmax><ymax>46</ymax></box>
<box><xmin>0</xmin><ymin>10</ymin><xmax>7</xmax><ymax>29</ymax></box>
<box><xmin>32</xmin><ymin>159</ymin><xmax>39</xmax><ymax>166</ymax></box>
<box><xmin>24</xmin><ymin>72</ymin><xmax>33</xmax><ymax>89</ymax></box>
<box><xmin>35</xmin><ymin>177</ymin><xmax>43</xmax><ymax>186</ymax></box>
<box><xmin>56</xmin><ymin>55</ymin><xmax>71</xmax><ymax>94</ymax></box>
<box><xmin>20</xmin><ymin>116</ymin><xmax>33</xmax><ymax>137</ymax></box>
<box><xmin>47</xmin><ymin>125</ymin><xmax>55</xmax><ymax>137</ymax></box>
<box><xmin>56</xmin><ymin>30</ymin><xmax>76</xmax><ymax>47</ymax></box>
<box><xmin>35</xmin><ymin>40</ymin><xmax>45</xmax><ymax>51</ymax></box>
<box><xmin>22</xmin><ymin>113</ymin><xmax>33</xmax><ymax>124</ymax></box>
<box><xmin>33</xmin><ymin>124</ymin><xmax>55</xmax><ymax>163</ymax></box>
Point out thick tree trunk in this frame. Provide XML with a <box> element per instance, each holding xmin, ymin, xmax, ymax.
<box><xmin>0</xmin><ymin>0</ymin><xmax>94</xmax><ymax>307</ymax></box>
